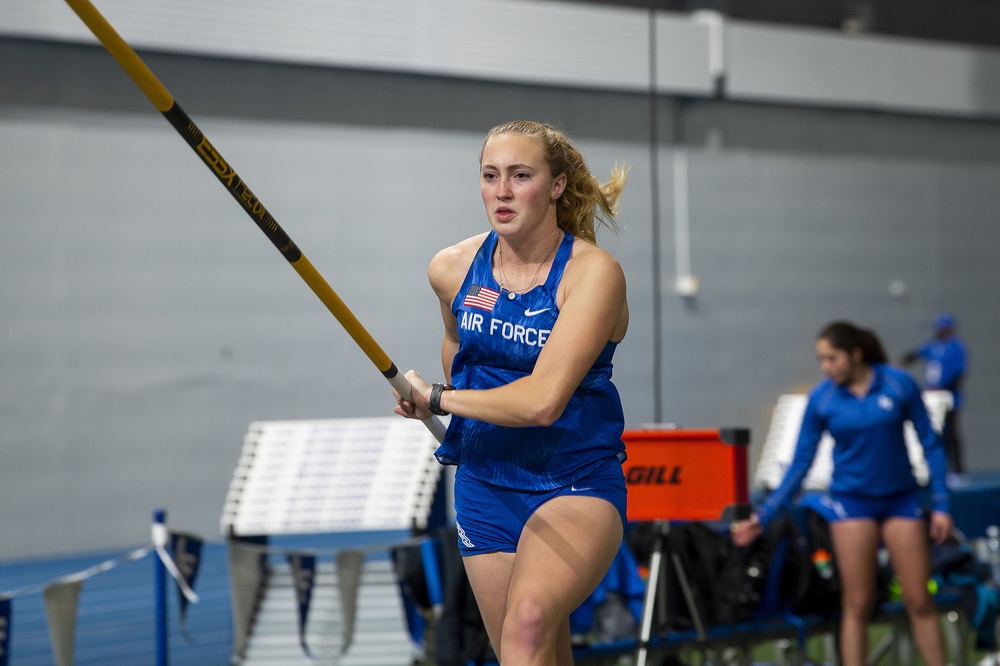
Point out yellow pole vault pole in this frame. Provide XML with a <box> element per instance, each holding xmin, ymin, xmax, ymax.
<box><xmin>64</xmin><ymin>0</ymin><xmax>447</xmax><ymax>442</ymax></box>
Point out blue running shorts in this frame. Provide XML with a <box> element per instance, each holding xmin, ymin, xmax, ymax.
<box><xmin>453</xmin><ymin>456</ymin><xmax>628</xmax><ymax>556</ymax></box>
<box><xmin>825</xmin><ymin>489</ymin><xmax>925</xmax><ymax>522</ymax></box>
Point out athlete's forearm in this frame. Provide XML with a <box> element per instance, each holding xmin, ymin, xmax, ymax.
<box><xmin>437</xmin><ymin>373</ymin><xmax>574</xmax><ymax>428</ymax></box>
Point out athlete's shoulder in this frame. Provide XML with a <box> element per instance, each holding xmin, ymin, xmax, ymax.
<box><xmin>564</xmin><ymin>237</ymin><xmax>625</xmax><ymax>284</ymax></box>
<box><xmin>433</xmin><ymin>232</ymin><xmax>490</xmax><ymax>267</ymax></box>
<box><xmin>568</xmin><ymin>235</ymin><xmax>619</xmax><ymax>262</ymax></box>
<box><xmin>879</xmin><ymin>363</ymin><xmax>911</xmax><ymax>379</ymax></box>
<box><xmin>809</xmin><ymin>377</ymin><xmax>836</xmax><ymax>395</ymax></box>
<box><xmin>877</xmin><ymin>364</ymin><xmax>919</xmax><ymax>397</ymax></box>
<box><xmin>429</xmin><ymin>232</ymin><xmax>490</xmax><ymax>298</ymax></box>
<box><xmin>806</xmin><ymin>377</ymin><xmax>838</xmax><ymax>411</ymax></box>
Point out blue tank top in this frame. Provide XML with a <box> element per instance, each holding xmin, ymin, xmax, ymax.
<box><xmin>433</xmin><ymin>230</ymin><xmax>626</xmax><ymax>490</ymax></box>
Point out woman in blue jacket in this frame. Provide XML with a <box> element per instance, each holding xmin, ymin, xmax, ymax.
<box><xmin>732</xmin><ymin>321</ymin><xmax>952</xmax><ymax>666</ymax></box>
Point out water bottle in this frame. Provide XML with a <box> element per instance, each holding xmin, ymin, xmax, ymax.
<box><xmin>811</xmin><ymin>548</ymin><xmax>834</xmax><ymax>580</ymax></box>
<box><xmin>987</xmin><ymin>525</ymin><xmax>1000</xmax><ymax>588</ymax></box>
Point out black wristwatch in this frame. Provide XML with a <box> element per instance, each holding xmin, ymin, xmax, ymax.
<box><xmin>429</xmin><ymin>383</ymin><xmax>456</xmax><ymax>416</ymax></box>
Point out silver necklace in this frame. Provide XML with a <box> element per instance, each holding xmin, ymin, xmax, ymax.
<box><xmin>497</xmin><ymin>236</ymin><xmax>560</xmax><ymax>299</ymax></box>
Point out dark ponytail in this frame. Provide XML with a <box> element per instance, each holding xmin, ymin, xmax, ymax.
<box><xmin>858</xmin><ymin>328</ymin><xmax>888</xmax><ymax>364</ymax></box>
<box><xmin>818</xmin><ymin>321</ymin><xmax>887</xmax><ymax>365</ymax></box>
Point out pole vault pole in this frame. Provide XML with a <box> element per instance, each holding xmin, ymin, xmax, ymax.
<box><xmin>64</xmin><ymin>0</ymin><xmax>446</xmax><ymax>442</ymax></box>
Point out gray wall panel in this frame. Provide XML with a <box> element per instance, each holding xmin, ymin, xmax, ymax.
<box><xmin>656</xmin><ymin>107</ymin><xmax>999</xmax><ymax>476</ymax></box>
<box><xmin>0</xmin><ymin>91</ymin><xmax>659</xmax><ymax>558</ymax></box>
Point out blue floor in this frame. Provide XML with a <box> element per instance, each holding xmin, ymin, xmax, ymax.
<box><xmin>1</xmin><ymin>544</ymin><xmax>232</xmax><ymax>665</ymax></box>
<box><xmin>0</xmin><ymin>529</ymin><xmax>412</xmax><ymax>665</ymax></box>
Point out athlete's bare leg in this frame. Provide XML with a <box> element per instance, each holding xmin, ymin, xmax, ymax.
<box><xmin>882</xmin><ymin>518</ymin><xmax>946</xmax><ymax>666</ymax></box>
<box><xmin>463</xmin><ymin>549</ymin><xmax>515</xmax><ymax>657</ymax></box>
<box><xmin>463</xmin><ymin>495</ymin><xmax>623</xmax><ymax>665</ymax></box>
<box><xmin>831</xmin><ymin>519</ymin><xmax>880</xmax><ymax>666</ymax></box>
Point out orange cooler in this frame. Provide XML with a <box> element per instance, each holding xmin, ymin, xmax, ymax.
<box><xmin>622</xmin><ymin>428</ymin><xmax>749</xmax><ymax>522</ymax></box>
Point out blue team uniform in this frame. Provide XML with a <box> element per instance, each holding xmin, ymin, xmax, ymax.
<box><xmin>434</xmin><ymin>229</ymin><xmax>627</xmax><ymax>491</ymax></box>
<box><xmin>914</xmin><ymin>336</ymin><xmax>967</xmax><ymax>408</ymax></box>
<box><xmin>757</xmin><ymin>364</ymin><xmax>950</xmax><ymax>527</ymax></box>
<box><xmin>435</xmin><ymin>230</ymin><xmax>628</xmax><ymax>554</ymax></box>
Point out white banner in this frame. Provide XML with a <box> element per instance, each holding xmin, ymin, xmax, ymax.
<box><xmin>43</xmin><ymin>580</ymin><xmax>81</xmax><ymax>666</ymax></box>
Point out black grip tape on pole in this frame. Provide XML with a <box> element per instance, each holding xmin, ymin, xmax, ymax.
<box><xmin>162</xmin><ymin>104</ymin><xmax>302</xmax><ymax>263</ymax></box>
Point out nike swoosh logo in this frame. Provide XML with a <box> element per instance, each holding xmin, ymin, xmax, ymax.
<box><xmin>524</xmin><ymin>308</ymin><xmax>551</xmax><ymax>317</ymax></box>
<box><xmin>571</xmin><ymin>485</ymin><xmax>593</xmax><ymax>492</ymax></box>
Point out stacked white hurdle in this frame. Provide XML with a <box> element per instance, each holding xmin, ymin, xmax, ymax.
<box><xmin>221</xmin><ymin>416</ymin><xmax>445</xmax><ymax>666</ymax></box>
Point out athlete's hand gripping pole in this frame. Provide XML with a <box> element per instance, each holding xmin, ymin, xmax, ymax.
<box><xmin>64</xmin><ymin>0</ymin><xmax>447</xmax><ymax>443</ymax></box>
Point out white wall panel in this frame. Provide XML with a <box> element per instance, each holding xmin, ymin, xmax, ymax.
<box><xmin>726</xmin><ymin>21</ymin><xmax>1000</xmax><ymax>118</ymax></box>
<box><xmin>0</xmin><ymin>0</ymin><xmax>715</xmax><ymax>95</ymax></box>
<box><xmin>656</xmin><ymin>13</ymin><xmax>714</xmax><ymax>94</ymax></box>
<box><xmin>6</xmin><ymin>1</ymin><xmax>1000</xmax><ymax>116</ymax></box>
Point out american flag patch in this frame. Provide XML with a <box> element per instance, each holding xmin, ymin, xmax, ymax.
<box><xmin>463</xmin><ymin>284</ymin><xmax>500</xmax><ymax>311</ymax></box>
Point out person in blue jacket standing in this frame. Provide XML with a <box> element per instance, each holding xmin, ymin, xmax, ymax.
<box><xmin>901</xmin><ymin>312</ymin><xmax>968</xmax><ymax>474</ymax></box>
<box><xmin>394</xmin><ymin>120</ymin><xmax>630</xmax><ymax>666</ymax></box>
<box><xmin>732</xmin><ymin>321</ymin><xmax>952</xmax><ymax>666</ymax></box>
